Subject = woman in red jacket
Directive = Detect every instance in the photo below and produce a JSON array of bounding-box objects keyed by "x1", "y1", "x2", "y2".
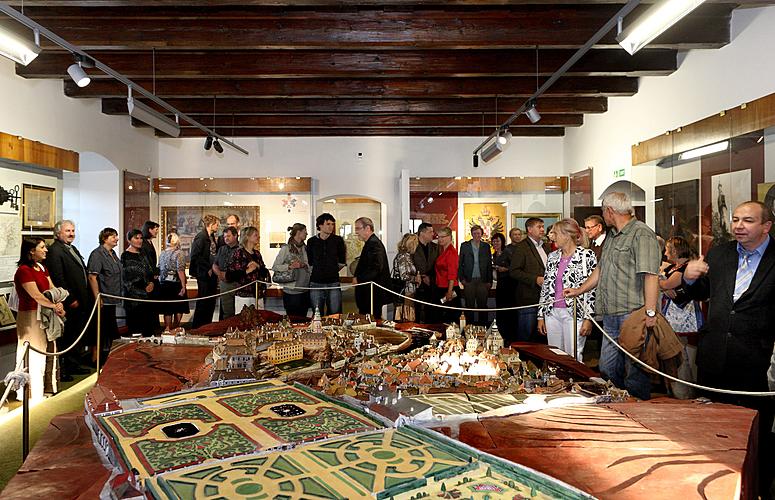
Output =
[
  {"x1": 14, "y1": 237, "x2": 65, "y2": 403},
  {"x1": 434, "y1": 227, "x2": 461, "y2": 323}
]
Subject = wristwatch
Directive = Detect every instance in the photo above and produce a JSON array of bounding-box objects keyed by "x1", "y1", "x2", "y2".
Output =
[{"x1": 645, "y1": 309, "x2": 656, "y2": 318}]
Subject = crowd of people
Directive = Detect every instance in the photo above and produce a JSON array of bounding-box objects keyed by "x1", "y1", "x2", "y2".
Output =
[{"x1": 9, "y1": 190, "x2": 775, "y2": 494}]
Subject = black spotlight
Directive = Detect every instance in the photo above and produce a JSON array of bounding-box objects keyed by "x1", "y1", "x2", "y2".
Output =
[
  {"x1": 473, "y1": 153, "x2": 479, "y2": 168},
  {"x1": 204, "y1": 135, "x2": 213, "y2": 151},
  {"x1": 213, "y1": 138, "x2": 224, "y2": 153}
]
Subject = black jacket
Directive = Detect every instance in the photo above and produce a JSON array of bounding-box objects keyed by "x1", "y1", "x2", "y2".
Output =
[
  {"x1": 189, "y1": 229, "x2": 216, "y2": 279},
  {"x1": 413, "y1": 241, "x2": 439, "y2": 286},
  {"x1": 509, "y1": 237, "x2": 552, "y2": 306},
  {"x1": 307, "y1": 234, "x2": 346, "y2": 283},
  {"x1": 685, "y1": 237, "x2": 775, "y2": 391},
  {"x1": 354, "y1": 234, "x2": 391, "y2": 308},
  {"x1": 46, "y1": 239, "x2": 90, "y2": 307}
]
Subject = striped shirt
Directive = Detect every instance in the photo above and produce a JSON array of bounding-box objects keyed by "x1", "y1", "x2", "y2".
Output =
[{"x1": 597, "y1": 218, "x2": 660, "y2": 316}]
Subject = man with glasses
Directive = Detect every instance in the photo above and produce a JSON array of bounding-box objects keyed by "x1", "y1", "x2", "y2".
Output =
[
  {"x1": 584, "y1": 215, "x2": 607, "y2": 261},
  {"x1": 352, "y1": 217, "x2": 390, "y2": 319},
  {"x1": 412, "y1": 223, "x2": 439, "y2": 323}
]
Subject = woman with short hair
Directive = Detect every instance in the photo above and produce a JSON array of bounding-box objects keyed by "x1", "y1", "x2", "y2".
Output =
[
  {"x1": 158, "y1": 232, "x2": 189, "y2": 332},
  {"x1": 87, "y1": 227, "x2": 122, "y2": 360},
  {"x1": 434, "y1": 226, "x2": 460, "y2": 323},
  {"x1": 14, "y1": 237, "x2": 65, "y2": 403},
  {"x1": 272, "y1": 223, "x2": 311, "y2": 318},
  {"x1": 537, "y1": 218, "x2": 597, "y2": 361},
  {"x1": 121, "y1": 229, "x2": 156, "y2": 336},
  {"x1": 228, "y1": 226, "x2": 270, "y2": 314}
]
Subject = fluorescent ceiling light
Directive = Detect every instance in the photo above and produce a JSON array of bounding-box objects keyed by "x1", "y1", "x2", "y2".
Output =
[
  {"x1": 127, "y1": 97, "x2": 181, "y2": 137},
  {"x1": 617, "y1": 0, "x2": 706, "y2": 55},
  {"x1": 0, "y1": 27, "x2": 41, "y2": 65},
  {"x1": 678, "y1": 140, "x2": 728, "y2": 160}
]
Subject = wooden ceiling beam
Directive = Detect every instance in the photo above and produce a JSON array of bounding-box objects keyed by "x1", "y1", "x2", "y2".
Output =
[
  {"x1": 65, "y1": 76, "x2": 638, "y2": 98},
  {"x1": 21, "y1": 49, "x2": 677, "y2": 79},
  {"x1": 101, "y1": 96, "x2": 608, "y2": 115},
  {"x1": 4, "y1": 1, "x2": 765, "y2": 6},
  {"x1": 174, "y1": 127, "x2": 566, "y2": 137},
  {"x1": 130, "y1": 113, "x2": 583, "y2": 128},
  {"x1": 8, "y1": 4, "x2": 732, "y2": 50}
]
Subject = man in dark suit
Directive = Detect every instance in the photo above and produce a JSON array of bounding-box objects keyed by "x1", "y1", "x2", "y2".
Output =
[
  {"x1": 412, "y1": 222, "x2": 439, "y2": 323},
  {"x1": 458, "y1": 224, "x2": 493, "y2": 325},
  {"x1": 352, "y1": 216, "x2": 391, "y2": 319},
  {"x1": 190, "y1": 214, "x2": 219, "y2": 328},
  {"x1": 684, "y1": 200, "x2": 775, "y2": 496},
  {"x1": 509, "y1": 217, "x2": 551, "y2": 343},
  {"x1": 47, "y1": 220, "x2": 91, "y2": 378},
  {"x1": 584, "y1": 214, "x2": 607, "y2": 261}
]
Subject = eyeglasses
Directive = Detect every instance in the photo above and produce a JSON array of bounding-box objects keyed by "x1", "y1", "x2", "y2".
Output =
[{"x1": 584, "y1": 224, "x2": 600, "y2": 230}]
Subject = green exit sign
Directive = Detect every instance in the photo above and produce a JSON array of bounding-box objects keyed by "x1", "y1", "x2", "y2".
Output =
[{"x1": 613, "y1": 168, "x2": 626, "y2": 178}]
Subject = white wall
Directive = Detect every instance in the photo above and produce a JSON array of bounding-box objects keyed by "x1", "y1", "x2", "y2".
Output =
[
  {"x1": 0, "y1": 59, "x2": 158, "y2": 178},
  {"x1": 64, "y1": 153, "x2": 121, "y2": 253},
  {"x1": 564, "y1": 5, "x2": 775, "y2": 214},
  {"x1": 158, "y1": 136, "x2": 564, "y2": 252}
]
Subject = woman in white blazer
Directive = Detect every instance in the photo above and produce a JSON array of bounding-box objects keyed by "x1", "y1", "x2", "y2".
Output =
[{"x1": 537, "y1": 218, "x2": 597, "y2": 361}]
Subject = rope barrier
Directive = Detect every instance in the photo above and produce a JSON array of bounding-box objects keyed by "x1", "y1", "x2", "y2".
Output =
[
  {"x1": 574, "y1": 301, "x2": 775, "y2": 397},
  {"x1": 372, "y1": 281, "x2": 562, "y2": 312}
]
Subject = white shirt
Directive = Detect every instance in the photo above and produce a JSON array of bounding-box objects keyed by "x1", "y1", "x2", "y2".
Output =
[
  {"x1": 531, "y1": 236, "x2": 548, "y2": 266},
  {"x1": 593, "y1": 233, "x2": 606, "y2": 247}
]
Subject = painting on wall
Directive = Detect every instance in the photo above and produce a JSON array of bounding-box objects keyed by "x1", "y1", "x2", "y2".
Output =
[
  {"x1": 758, "y1": 182, "x2": 775, "y2": 238},
  {"x1": 654, "y1": 180, "x2": 700, "y2": 249},
  {"x1": 710, "y1": 170, "x2": 751, "y2": 244},
  {"x1": 511, "y1": 213, "x2": 562, "y2": 234},
  {"x1": 124, "y1": 171, "x2": 150, "y2": 236},
  {"x1": 463, "y1": 203, "x2": 506, "y2": 242},
  {"x1": 22, "y1": 184, "x2": 56, "y2": 230},
  {"x1": 161, "y1": 206, "x2": 260, "y2": 261}
]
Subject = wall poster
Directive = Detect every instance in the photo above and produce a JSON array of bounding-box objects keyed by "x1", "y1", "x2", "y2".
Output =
[
  {"x1": 22, "y1": 184, "x2": 56, "y2": 230},
  {"x1": 161, "y1": 206, "x2": 260, "y2": 262},
  {"x1": 511, "y1": 213, "x2": 562, "y2": 234},
  {"x1": 710, "y1": 170, "x2": 751, "y2": 244},
  {"x1": 462, "y1": 203, "x2": 506, "y2": 243}
]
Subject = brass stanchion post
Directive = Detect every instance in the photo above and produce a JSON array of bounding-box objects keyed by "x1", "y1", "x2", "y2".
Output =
[
  {"x1": 370, "y1": 282, "x2": 374, "y2": 318},
  {"x1": 96, "y1": 297, "x2": 102, "y2": 374},
  {"x1": 572, "y1": 297, "x2": 579, "y2": 362},
  {"x1": 22, "y1": 343, "x2": 30, "y2": 460}
]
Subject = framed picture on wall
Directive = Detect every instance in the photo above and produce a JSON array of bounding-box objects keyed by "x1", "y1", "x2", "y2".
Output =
[
  {"x1": 462, "y1": 202, "x2": 506, "y2": 242},
  {"x1": 654, "y1": 179, "x2": 700, "y2": 244},
  {"x1": 22, "y1": 184, "x2": 56, "y2": 230},
  {"x1": 757, "y1": 182, "x2": 775, "y2": 238},
  {"x1": 511, "y1": 213, "x2": 562, "y2": 233},
  {"x1": 161, "y1": 206, "x2": 260, "y2": 261}
]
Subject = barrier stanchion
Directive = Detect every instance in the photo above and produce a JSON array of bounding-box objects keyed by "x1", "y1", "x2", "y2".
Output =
[
  {"x1": 96, "y1": 298, "x2": 102, "y2": 374},
  {"x1": 370, "y1": 282, "x2": 374, "y2": 318},
  {"x1": 572, "y1": 297, "x2": 579, "y2": 362},
  {"x1": 22, "y1": 344, "x2": 30, "y2": 460}
]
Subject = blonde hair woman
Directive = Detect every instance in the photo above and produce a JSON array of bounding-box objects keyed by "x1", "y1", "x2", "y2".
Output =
[
  {"x1": 158, "y1": 232, "x2": 189, "y2": 332},
  {"x1": 392, "y1": 233, "x2": 420, "y2": 322},
  {"x1": 537, "y1": 218, "x2": 597, "y2": 361}
]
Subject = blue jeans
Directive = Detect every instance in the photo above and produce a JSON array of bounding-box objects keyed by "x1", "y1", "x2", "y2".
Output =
[
  {"x1": 601, "y1": 314, "x2": 652, "y2": 400},
  {"x1": 515, "y1": 307, "x2": 537, "y2": 342},
  {"x1": 309, "y1": 282, "x2": 342, "y2": 315}
]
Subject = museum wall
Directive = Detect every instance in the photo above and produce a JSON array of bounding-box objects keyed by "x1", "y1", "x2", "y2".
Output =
[
  {"x1": 563, "y1": 5, "x2": 775, "y2": 216},
  {"x1": 157, "y1": 136, "x2": 564, "y2": 253},
  {"x1": 0, "y1": 59, "x2": 158, "y2": 178}
]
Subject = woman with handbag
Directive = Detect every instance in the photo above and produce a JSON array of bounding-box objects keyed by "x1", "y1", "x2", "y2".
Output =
[
  {"x1": 392, "y1": 233, "x2": 420, "y2": 322},
  {"x1": 272, "y1": 223, "x2": 311, "y2": 318},
  {"x1": 228, "y1": 226, "x2": 269, "y2": 314},
  {"x1": 157, "y1": 232, "x2": 189, "y2": 332},
  {"x1": 659, "y1": 236, "x2": 703, "y2": 399},
  {"x1": 14, "y1": 237, "x2": 66, "y2": 403}
]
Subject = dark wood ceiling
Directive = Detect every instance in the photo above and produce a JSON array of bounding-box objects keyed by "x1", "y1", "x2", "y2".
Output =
[{"x1": 4, "y1": 1, "x2": 766, "y2": 137}]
